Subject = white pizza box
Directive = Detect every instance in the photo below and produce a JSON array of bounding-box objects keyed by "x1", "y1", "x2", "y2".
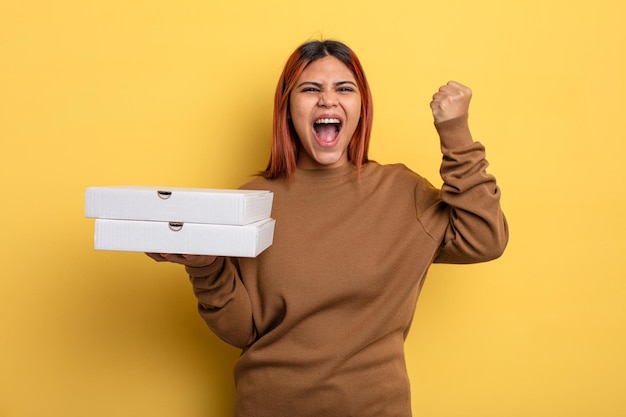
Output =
[
  {"x1": 94, "y1": 218, "x2": 275, "y2": 257},
  {"x1": 85, "y1": 186, "x2": 273, "y2": 225}
]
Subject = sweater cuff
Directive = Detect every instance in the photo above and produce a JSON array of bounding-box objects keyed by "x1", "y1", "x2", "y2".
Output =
[
  {"x1": 434, "y1": 113, "x2": 474, "y2": 151},
  {"x1": 185, "y1": 257, "x2": 225, "y2": 279}
]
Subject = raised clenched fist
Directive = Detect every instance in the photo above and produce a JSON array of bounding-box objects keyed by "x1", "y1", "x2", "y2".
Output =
[{"x1": 430, "y1": 81, "x2": 472, "y2": 124}]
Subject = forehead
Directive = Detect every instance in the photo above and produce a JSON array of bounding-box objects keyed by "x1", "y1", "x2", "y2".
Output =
[{"x1": 298, "y1": 55, "x2": 356, "y2": 82}]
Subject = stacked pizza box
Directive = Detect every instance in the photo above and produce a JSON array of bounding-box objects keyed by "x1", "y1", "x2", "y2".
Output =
[{"x1": 85, "y1": 186, "x2": 275, "y2": 257}]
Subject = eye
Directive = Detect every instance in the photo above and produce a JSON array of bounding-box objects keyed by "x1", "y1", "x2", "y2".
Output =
[
  {"x1": 336, "y1": 82, "x2": 358, "y2": 93},
  {"x1": 298, "y1": 83, "x2": 321, "y2": 93}
]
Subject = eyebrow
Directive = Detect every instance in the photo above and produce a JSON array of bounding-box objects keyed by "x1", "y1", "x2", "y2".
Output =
[{"x1": 296, "y1": 80, "x2": 358, "y2": 88}]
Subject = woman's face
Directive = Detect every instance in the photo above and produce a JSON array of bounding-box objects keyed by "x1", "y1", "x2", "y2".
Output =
[{"x1": 289, "y1": 55, "x2": 362, "y2": 170}]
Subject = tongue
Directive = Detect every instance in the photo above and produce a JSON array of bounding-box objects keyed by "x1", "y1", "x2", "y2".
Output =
[{"x1": 314, "y1": 124, "x2": 339, "y2": 143}]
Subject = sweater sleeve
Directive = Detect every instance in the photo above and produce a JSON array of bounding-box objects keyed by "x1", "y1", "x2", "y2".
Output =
[
  {"x1": 431, "y1": 114, "x2": 509, "y2": 264},
  {"x1": 186, "y1": 257, "x2": 257, "y2": 348}
]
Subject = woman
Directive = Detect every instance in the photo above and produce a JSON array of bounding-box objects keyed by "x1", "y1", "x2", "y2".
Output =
[{"x1": 148, "y1": 39, "x2": 508, "y2": 417}]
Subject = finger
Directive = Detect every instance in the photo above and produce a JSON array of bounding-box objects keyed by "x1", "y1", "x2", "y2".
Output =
[
  {"x1": 160, "y1": 253, "x2": 186, "y2": 263},
  {"x1": 146, "y1": 252, "x2": 166, "y2": 262},
  {"x1": 439, "y1": 80, "x2": 469, "y2": 92},
  {"x1": 447, "y1": 81, "x2": 472, "y2": 97},
  {"x1": 446, "y1": 80, "x2": 466, "y2": 89},
  {"x1": 437, "y1": 85, "x2": 459, "y2": 98},
  {"x1": 148, "y1": 253, "x2": 186, "y2": 264},
  {"x1": 432, "y1": 91, "x2": 447, "y2": 101},
  {"x1": 434, "y1": 83, "x2": 459, "y2": 98}
]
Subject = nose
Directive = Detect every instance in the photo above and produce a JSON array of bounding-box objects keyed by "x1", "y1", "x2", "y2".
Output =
[{"x1": 318, "y1": 90, "x2": 338, "y2": 107}]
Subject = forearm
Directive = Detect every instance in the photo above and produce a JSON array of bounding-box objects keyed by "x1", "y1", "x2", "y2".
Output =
[
  {"x1": 434, "y1": 115, "x2": 509, "y2": 263},
  {"x1": 186, "y1": 257, "x2": 257, "y2": 348}
]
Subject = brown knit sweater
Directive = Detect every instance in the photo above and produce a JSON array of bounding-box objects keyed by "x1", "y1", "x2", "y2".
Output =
[{"x1": 185, "y1": 115, "x2": 508, "y2": 417}]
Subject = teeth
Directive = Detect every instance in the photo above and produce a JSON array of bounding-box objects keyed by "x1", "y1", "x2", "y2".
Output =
[{"x1": 315, "y1": 118, "x2": 340, "y2": 124}]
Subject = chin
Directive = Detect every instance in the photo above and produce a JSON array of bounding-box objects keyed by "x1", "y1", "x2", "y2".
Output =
[{"x1": 316, "y1": 156, "x2": 347, "y2": 167}]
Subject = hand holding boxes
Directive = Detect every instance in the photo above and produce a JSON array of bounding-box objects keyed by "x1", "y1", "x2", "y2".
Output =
[{"x1": 85, "y1": 186, "x2": 275, "y2": 257}]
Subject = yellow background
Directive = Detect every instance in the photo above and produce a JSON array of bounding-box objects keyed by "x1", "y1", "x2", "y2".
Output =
[{"x1": 1, "y1": 0, "x2": 625, "y2": 416}]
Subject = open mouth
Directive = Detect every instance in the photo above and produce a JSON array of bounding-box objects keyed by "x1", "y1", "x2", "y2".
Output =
[{"x1": 313, "y1": 118, "x2": 342, "y2": 145}]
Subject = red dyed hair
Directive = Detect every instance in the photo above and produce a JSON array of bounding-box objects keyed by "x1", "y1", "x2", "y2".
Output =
[{"x1": 262, "y1": 40, "x2": 374, "y2": 179}]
